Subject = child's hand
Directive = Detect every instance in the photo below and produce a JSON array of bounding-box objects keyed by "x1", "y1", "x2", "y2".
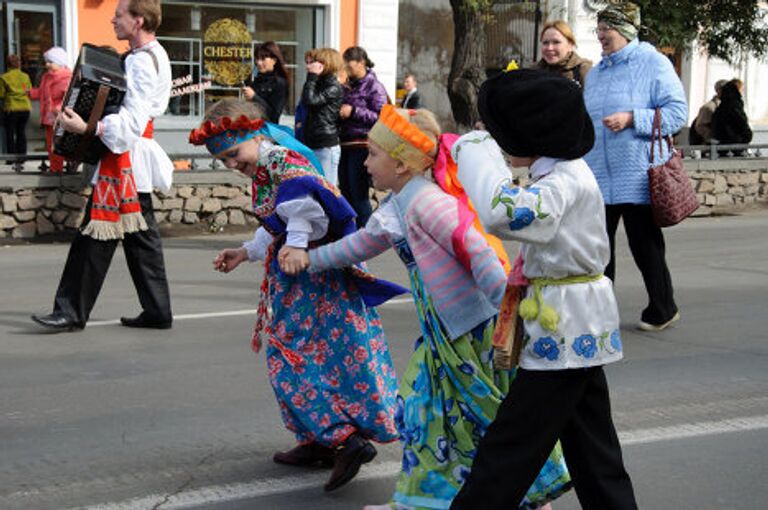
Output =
[
  {"x1": 213, "y1": 247, "x2": 248, "y2": 273},
  {"x1": 279, "y1": 246, "x2": 309, "y2": 275}
]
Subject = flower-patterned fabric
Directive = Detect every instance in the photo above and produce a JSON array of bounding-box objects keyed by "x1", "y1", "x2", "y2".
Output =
[
  {"x1": 266, "y1": 256, "x2": 400, "y2": 446},
  {"x1": 452, "y1": 137, "x2": 624, "y2": 370},
  {"x1": 390, "y1": 238, "x2": 571, "y2": 509}
]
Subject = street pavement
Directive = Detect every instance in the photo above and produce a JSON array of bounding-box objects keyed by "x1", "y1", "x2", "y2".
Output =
[{"x1": 1, "y1": 209, "x2": 767, "y2": 510}]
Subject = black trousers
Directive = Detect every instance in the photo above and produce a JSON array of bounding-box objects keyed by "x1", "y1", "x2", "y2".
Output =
[
  {"x1": 450, "y1": 367, "x2": 637, "y2": 510},
  {"x1": 605, "y1": 204, "x2": 677, "y2": 325},
  {"x1": 53, "y1": 193, "x2": 172, "y2": 327},
  {"x1": 338, "y1": 145, "x2": 372, "y2": 228},
  {"x1": 3, "y1": 110, "x2": 30, "y2": 154}
]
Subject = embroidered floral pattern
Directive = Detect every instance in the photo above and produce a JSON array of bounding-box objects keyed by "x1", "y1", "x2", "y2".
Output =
[
  {"x1": 529, "y1": 330, "x2": 621, "y2": 363},
  {"x1": 491, "y1": 183, "x2": 550, "y2": 231},
  {"x1": 533, "y1": 336, "x2": 561, "y2": 360},
  {"x1": 572, "y1": 334, "x2": 598, "y2": 358}
]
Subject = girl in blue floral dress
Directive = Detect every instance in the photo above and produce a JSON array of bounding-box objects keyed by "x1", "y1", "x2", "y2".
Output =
[{"x1": 190, "y1": 99, "x2": 406, "y2": 492}]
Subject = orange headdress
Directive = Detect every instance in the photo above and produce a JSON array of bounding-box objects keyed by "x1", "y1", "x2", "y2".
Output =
[{"x1": 368, "y1": 104, "x2": 436, "y2": 171}]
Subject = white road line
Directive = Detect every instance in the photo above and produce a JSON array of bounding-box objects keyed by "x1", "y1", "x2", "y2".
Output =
[
  {"x1": 86, "y1": 297, "x2": 416, "y2": 327},
  {"x1": 72, "y1": 414, "x2": 768, "y2": 510}
]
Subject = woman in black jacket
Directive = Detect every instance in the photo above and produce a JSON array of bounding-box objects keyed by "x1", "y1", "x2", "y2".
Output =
[
  {"x1": 301, "y1": 47, "x2": 344, "y2": 185},
  {"x1": 712, "y1": 79, "x2": 752, "y2": 156},
  {"x1": 242, "y1": 41, "x2": 289, "y2": 124}
]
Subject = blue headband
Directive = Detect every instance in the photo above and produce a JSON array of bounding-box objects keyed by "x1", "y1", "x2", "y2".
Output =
[{"x1": 206, "y1": 121, "x2": 325, "y2": 177}]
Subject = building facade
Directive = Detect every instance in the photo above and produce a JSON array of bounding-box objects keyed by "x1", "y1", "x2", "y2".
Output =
[
  {"x1": 1, "y1": 0, "x2": 399, "y2": 154},
  {"x1": 396, "y1": 0, "x2": 768, "y2": 140}
]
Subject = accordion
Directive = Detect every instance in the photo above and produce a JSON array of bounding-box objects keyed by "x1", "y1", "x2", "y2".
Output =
[{"x1": 54, "y1": 44, "x2": 127, "y2": 165}]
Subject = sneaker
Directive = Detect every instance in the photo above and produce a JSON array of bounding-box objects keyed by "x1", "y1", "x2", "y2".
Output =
[{"x1": 637, "y1": 311, "x2": 680, "y2": 332}]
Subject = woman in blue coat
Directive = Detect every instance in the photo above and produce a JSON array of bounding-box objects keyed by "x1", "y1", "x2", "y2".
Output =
[{"x1": 583, "y1": 2, "x2": 687, "y2": 332}]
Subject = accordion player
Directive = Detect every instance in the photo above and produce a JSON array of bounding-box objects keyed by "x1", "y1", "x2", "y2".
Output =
[{"x1": 53, "y1": 44, "x2": 127, "y2": 165}]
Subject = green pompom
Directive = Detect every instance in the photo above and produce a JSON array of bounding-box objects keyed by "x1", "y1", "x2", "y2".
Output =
[
  {"x1": 539, "y1": 305, "x2": 560, "y2": 332},
  {"x1": 519, "y1": 297, "x2": 538, "y2": 321}
]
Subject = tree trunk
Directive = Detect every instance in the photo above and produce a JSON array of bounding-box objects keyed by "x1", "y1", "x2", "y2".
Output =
[{"x1": 448, "y1": 0, "x2": 489, "y2": 132}]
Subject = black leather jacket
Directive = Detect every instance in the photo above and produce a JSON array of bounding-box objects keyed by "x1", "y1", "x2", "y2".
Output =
[
  {"x1": 246, "y1": 71, "x2": 288, "y2": 124},
  {"x1": 301, "y1": 73, "x2": 343, "y2": 149}
]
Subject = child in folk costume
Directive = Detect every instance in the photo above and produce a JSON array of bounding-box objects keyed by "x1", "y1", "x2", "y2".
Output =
[
  {"x1": 448, "y1": 70, "x2": 638, "y2": 510},
  {"x1": 279, "y1": 105, "x2": 571, "y2": 509},
  {"x1": 189, "y1": 99, "x2": 407, "y2": 492}
]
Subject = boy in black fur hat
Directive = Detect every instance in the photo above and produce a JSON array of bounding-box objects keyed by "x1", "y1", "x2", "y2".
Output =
[{"x1": 449, "y1": 69, "x2": 639, "y2": 510}]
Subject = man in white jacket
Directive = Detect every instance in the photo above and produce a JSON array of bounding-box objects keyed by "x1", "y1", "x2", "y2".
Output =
[{"x1": 33, "y1": 0, "x2": 174, "y2": 331}]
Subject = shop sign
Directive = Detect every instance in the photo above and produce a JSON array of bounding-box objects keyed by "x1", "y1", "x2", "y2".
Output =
[{"x1": 203, "y1": 18, "x2": 253, "y2": 86}]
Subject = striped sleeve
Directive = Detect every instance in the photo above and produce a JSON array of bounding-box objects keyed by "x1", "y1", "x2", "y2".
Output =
[
  {"x1": 308, "y1": 226, "x2": 391, "y2": 272},
  {"x1": 408, "y1": 189, "x2": 507, "y2": 308}
]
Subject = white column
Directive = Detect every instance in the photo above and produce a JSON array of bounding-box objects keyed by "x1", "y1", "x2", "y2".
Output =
[
  {"x1": 62, "y1": 0, "x2": 79, "y2": 66},
  {"x1": 356, "y1": 0, "x2": 399, "y2": 101}
]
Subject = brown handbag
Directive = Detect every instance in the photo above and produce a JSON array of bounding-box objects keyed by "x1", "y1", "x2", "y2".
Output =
[{"x1": 647, "y1": 108, "x2": 699, "y2": 227}]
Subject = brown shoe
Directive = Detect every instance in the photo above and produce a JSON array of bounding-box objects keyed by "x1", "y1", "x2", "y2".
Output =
[
  {"x1": 273, "y1": 443, "x2": 335, "y2": 467},
  {"x1": 324, "y1": 435, "x2": 377, "y2": 492}
]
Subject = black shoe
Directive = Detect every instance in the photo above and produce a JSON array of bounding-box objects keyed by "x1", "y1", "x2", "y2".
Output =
[
  {"x1": 324, "y1": 435, "x2": 377, "y2": 492},
  {"x1": 31, "y1": 312, "x2": 81, "y2": 331},
  {"x1": 273, "y1": 443, "x2": 335, "y2": 468},
  {"x1": 120, "y1": 314, "x2": 172, "y2": 329}
]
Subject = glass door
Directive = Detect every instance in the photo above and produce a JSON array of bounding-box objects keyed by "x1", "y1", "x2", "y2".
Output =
[
  {"x1": 6, "y1": 2, "x2": 58, "y2": 84},
  {"x1": 5, "y1": 2, "x2": 58, "y2": 152}
]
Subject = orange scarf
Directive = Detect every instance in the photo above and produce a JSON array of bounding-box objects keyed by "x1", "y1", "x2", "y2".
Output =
[{"x1": 81, "y1": 122, "x2": 153, "y2": 240}]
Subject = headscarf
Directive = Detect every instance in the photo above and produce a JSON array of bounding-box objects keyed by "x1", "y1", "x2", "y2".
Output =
[
  {"x1": 597, "y1": 2, "x2": 641, "y2": 41},
  {"x1": 44, "y1": 47, "x2": 69, "y2": 68},
  {"x1": 189, "y1": 115, "x2": 325, "y2": 218},
  {"x1": 369, "y1": 104, "x2": 511, "y2": 274}
]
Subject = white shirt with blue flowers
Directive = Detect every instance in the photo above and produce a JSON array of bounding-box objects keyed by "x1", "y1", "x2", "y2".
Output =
[{"x1": 452, "y1": 132, "x2": 624, "y2": 370}]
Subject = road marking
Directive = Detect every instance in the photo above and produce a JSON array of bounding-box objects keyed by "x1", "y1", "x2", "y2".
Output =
[
  {"x1": 72, "y1": 414, "x2": 768, "y2": 510},
  {"x1": 86, "y1": 297, "x2": 416, "y2": 327}
]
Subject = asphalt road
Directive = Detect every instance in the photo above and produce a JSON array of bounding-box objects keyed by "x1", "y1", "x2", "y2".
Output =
[{"x1": 1, "y1": 209, "x2": 767, "y2": 510}]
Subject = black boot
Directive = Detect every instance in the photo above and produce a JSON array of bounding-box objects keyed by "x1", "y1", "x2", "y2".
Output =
[
  {"x1": 324, "y1": 434, "x2": 377, "y2": 492},
  {"x1": 273, "y1": 443, "x2": 335, "y2": 468}
]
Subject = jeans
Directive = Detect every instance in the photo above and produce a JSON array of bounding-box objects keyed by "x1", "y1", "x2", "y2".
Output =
[
  {"x1": 338, "y1": 145, "x2": 372, "y2": 228},
  {"x1": 313, "y1": 145, "x2": 341, "y2": 186}
]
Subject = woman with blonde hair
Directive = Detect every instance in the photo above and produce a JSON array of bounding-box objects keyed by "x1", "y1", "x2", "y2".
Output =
[
  {"x1": 301, "y1": 47, "x2": 345, "y2": 185},
  {"x1": 534, "y1": 20, "x2": 592, "y2": 88}
]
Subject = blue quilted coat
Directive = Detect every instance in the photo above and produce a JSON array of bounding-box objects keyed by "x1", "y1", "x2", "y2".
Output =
[{"x1": 583, "y1": 39, "x2": 687, "y2": 205}]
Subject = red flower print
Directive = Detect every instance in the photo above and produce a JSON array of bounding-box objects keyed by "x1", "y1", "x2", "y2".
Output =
[
  {"x1": 314, "y1": 352, "x2": 327, "y2": 365},
  {"x1": 319, "y1": 414, "x2": 331, "y2": 428},
  {"x1": 354, "y1": 346, "x2": 369, "y2": 363},
  {"x1": 300, "y1": 316, "x2": 313, "y2": 330},
  {"x1": 291, "y1": 393, "x2": 306, "y2": 408},
  {"x1": 254, "y1": 166, "x2": 270, "y2": 185},
  {"x1": 354, "y1": 382, "x2": 370, "y2": 393},
  {"x1": 348, "y1": 403, "x2": 363, "y2": 417}
]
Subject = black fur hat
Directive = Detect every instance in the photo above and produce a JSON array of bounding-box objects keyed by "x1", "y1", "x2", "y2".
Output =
[{"x1": 478, "y1": 68, "x2": 595, "y2": 160}]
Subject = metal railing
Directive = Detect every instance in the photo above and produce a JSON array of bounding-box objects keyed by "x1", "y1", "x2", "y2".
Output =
[
  {"x1": 4, "y1": 143, "x2": 768, "y2": 174},
  {"x1": 675, "y1": 142, "x2": 768, "y2": 160},
  {"x1": 0, "y1": 152, "x2": 221, "y2": 173}
]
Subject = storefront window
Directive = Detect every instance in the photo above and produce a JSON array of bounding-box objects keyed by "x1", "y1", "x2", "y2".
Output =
[{"x1": 158, "y1": 2, "x2": 323, "y2": 119}]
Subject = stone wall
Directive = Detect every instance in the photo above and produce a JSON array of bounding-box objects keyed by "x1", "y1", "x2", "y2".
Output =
[
  {"x1": 684, "y1": 159, "x2": 768, "y2": 216},
  {"x1": 1, "y1": 161, "x2": 767, "y2": 240},
  {"x1": 0, "y1": 171, "x2": 257, "y2": 239}
]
